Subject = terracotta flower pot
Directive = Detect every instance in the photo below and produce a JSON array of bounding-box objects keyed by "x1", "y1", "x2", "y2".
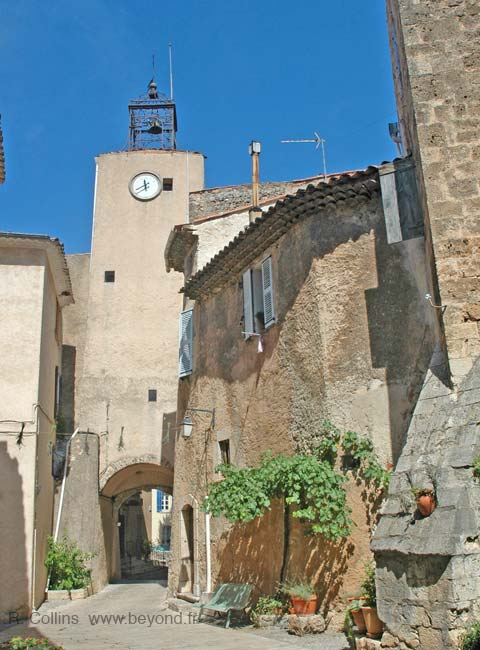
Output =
[
  {"x1": 290, "y1": 594, "x2": 317, "y2": 615},
  {"x1": 350, "y1": 607, "x2": 367, "y2": 633},
  {"x1": 417, "y1": 494, "x2": 436, "y2": 517},
  {"x1": 361, "y1": 606, "x2": 383, "y2": 638}
]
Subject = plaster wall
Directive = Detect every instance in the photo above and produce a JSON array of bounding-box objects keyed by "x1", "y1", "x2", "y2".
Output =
[
  {"x1": 192, "y1": 208, "x2": 276, "y2": 274},
  {"x1": 62, "y1": 253, "x2": 90, "y2": 431},
  {"x1": 33, "y1": 263, "x2": 62, "y2": 609},
  {"x1": 0, "y1": 250, "x2": 61, "y2": 619},
  {"x1": 170, "y1": 192, "x2": 435, "y2": 614},
  {"x1": 76, "y1": 150, "x2": 204, "y2": 478}
]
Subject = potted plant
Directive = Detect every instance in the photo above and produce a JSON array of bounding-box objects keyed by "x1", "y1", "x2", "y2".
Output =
[
  {"x1": 281, "y1": 581, "x2": 317, "y2": 615},
  {"x1": 412, "y1": 487, "x2": 436, "y2": 517},
  {"x1": 251, "y1": 595, "x2": 284, "y2": 627},
  {"x1": 45, "y1": 536, "x2": 92, "y2": 600},
  {"x1": 347, "y1": 598, "x2": 366, "y2": 633},
  {"x1": 360, "y1": 563, "x2": 383, "y2": 639}
]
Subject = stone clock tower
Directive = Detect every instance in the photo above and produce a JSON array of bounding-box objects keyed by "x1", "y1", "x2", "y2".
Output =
[{"x1": 61, "y1": 78, "x2": 204, "y2": 585}]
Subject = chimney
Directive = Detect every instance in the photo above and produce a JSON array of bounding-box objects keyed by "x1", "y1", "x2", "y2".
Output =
[{"x1": 249, "y1": 141, "x2": 261, "y2": 222}]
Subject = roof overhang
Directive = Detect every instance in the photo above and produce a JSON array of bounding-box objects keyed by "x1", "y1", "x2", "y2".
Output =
[
  {"x1": 183, "y1": 165, "x2": 384, "y2": 300},
  {"x1": 0, "y1": 232, "x2": 74, "y2": 306},
  {"x1": 164, "y1": 225, "x2": 197, "y2": 273}
]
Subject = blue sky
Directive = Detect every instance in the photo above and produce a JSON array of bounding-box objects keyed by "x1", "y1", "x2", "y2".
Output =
[{"x1": 1, "y1": 1, "x2": 397, "y2": 253}]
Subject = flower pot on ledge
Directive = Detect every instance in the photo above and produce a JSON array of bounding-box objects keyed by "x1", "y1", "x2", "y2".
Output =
[
  {"x1": 416, "y1": 491, "x2": 436, "y2": 517},
  {"x1": 361, "y1": 606, "x2": 383, "y2": 639},
  {"x1": 290, "y1": 594, "x2": 318, "y2": 615},
  {"x1": 350, "y1": 607, "x2": 367, "y2": 633}
]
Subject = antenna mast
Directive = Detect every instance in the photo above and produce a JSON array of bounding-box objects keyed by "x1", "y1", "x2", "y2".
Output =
[
  {"x1": 281, "y1": 131, "x2": 327, "y2": 181},
  {"x1": 168, "y1": 42, "x2": 174, "y2": 100}
]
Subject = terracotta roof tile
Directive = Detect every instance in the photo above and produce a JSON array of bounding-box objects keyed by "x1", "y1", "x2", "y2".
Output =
[{"x1": 183, "y1": 165, "x2": 382, "y2": 300}]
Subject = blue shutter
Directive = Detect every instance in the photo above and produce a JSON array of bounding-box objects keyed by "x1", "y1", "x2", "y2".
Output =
[
  {"x1": 156, "y1": 489, "x2": 163, "y2": 512},
  {"x1": 179, "y1": 308, "x2": 194, "y2": 377}
]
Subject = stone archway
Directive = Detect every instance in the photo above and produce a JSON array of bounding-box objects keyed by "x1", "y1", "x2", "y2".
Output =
[{"x1": 99, "y1": 460, "x2": 173, "y2": 582}]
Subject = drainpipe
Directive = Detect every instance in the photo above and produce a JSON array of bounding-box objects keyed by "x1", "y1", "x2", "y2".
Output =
[
  {"x1": 46, "y1": 428, "x2": 79, "y2": 592},
  {"x1": 53, "y1": 427, "x2": 80, "y2": 542},
  {"x1": 187, "y1": 494, "x2": 201, "y2": 597},
  {"x1": 205, "y1": 499, "x2": 212, "y2": 594}
]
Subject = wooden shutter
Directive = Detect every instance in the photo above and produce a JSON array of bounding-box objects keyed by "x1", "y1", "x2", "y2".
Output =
[
  {"x1": 178, "y1": 308, "x2": 193, "y2": 377},
  {"x1": 262, "y1": 256, "x2": 275, "y2": 328},
  {"x1": 243, "y1": 269, "x2": 254, "y2": 339}
]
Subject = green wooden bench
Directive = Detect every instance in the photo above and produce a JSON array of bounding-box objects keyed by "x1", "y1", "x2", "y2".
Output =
[{"x1": 198, "y1": 583, "x2": 253, "y2": 628}]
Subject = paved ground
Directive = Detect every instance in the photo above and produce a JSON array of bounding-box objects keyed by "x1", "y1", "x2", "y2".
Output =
[{"x1": 0, "y1": 583, "x2": 349, "y2": 650}]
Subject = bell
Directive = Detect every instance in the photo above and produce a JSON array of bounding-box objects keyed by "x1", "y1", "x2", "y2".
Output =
[{"x1": 147, "y1": 117, "x2": 162, "y2": 134}]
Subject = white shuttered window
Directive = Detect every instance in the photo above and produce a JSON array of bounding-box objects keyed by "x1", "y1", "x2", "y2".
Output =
[
  {"x1": 178, "y1": 308, "x2": 194, "y2": 377},
  {"x1": 261, "y1": 256, "x2": 275, "y2": 328}
]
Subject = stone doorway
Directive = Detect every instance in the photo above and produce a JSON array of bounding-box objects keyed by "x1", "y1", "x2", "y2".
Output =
[
  {"x1": 178, "y1": 504, "x2": 195, "y2": 593},
  {"x1": 118, "y1": 488, "x2": 172, "y2": 581},
  {"x1": 99, "y1": 460, "x2": 174, "y2": 584}
]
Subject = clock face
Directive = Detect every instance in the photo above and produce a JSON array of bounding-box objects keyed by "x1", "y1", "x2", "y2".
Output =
[{"x1": 129, "y1": 172, "x2": 162, "y2": 201}]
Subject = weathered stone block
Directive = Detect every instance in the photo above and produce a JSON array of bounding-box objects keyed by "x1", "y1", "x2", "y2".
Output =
[{"x1": 287, "y1": 613, "x2": 326, "y2": 635}]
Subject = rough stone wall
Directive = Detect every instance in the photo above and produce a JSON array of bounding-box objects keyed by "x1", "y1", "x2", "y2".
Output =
[
  {"x1": 170, "y1": 191, "x2": 434, "y2": 616},
  {"x1": 369, "y1": 4, "x2": 480, "y2": 648},
  {"x1": 189, "y1": 176, "x2": 325, "y2": 221},
  {"x1": 373, "y1": 354, "x2": 480, "y2": 649},
  {"x1": 387, "y1": 0, "x2": 480, "y2": 385}
]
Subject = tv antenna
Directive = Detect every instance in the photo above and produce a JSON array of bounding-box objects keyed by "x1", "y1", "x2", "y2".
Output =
[
  {"x1": 168, "y1": 42, "x2": 174, "y2": 100},
  {"x1": 281, "y1": 131, "x2": 327, "y2": 181}
]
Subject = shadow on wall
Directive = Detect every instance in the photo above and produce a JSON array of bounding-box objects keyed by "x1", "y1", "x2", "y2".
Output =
[
  {"x1": 366, "y1": 229, "x2": 435, "y2": 463},
  {"x1": 162, "y1": 411, "x2": 176, "y2": 469},
  {"x1": 0, "y1": 441, "x2": 29, "y2": 621},
  {"x1": 215, "y1": 498, "x2": 353, "y2": 612}
]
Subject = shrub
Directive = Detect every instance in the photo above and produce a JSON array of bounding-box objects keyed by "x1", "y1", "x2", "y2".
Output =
[
  {"x1": 460, "y1": 621, "x2": 480, "y2": 650},
  {"x1": 251, "y1": 595, "x2": 284, "y2": 623},
  {"x1": 473, "y1": 456, "x2": 480, "y2": 482},
  {"x1": 45, "y1": 536, "x2": 92, "y2": 591},
  {"x1": 361, "y1": 562, "x2": 377, "y2": 607},
  {"x1": 0, "y1": 638, "x2": 63, "y2": 650}
]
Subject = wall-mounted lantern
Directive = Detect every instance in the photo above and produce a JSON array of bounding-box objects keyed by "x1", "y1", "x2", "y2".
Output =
[
  {"x1": 181, "y1": 416, "x2": 193, "y2": 439},
  {"x1": 181, "y1": 407, "x2": 215, "y2": 439}
]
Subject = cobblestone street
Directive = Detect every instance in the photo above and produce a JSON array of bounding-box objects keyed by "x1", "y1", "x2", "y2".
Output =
[{"x1": 0, "y1": 583, "x2": 349, "y2": 650}]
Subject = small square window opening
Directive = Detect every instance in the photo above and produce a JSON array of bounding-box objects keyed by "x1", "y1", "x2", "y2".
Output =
[
  {"x1": 104, "y1": 271, "x2": 115, "y2": 283},
  {"x1": 219, "y1": 439, "x2": 231, "y2": 465},
  {"x1": 163, "y1": 178, "x2": 173, "y2": 191},
  {"x1": 148, "y1": 389, "x2": 157, "y2": 402}
]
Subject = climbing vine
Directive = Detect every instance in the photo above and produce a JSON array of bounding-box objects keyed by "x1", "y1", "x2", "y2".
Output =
[
  {"x1": 203, "y1": 421, "x2": 389, "y2": 535},
  {"x1": 206, "y1": 452, "x2": 352, "y2": 540}
]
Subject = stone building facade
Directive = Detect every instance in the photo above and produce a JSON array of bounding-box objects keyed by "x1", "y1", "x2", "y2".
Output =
[
  {"x1": 370, "y1": 2, "x2": 480, "y2": 648},
  {"x1": 166, "y1": 163, "x2": 434, "y2": 620},
  {"x1": 58, "y1": 148, "x2": 204, "y2": 589},
  {"x1": 0, "y1": 234, "x2": 73, "y2": 621}
]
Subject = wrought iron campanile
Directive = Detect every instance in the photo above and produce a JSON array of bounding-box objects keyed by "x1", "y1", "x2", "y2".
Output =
[{"x1": 128, "y1": 79, "x2": 177, "y2": 150}]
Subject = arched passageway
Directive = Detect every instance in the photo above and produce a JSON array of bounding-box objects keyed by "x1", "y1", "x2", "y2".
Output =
[{"x1": 99, "y1": 462, "x2": 173, "y2": 583}]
